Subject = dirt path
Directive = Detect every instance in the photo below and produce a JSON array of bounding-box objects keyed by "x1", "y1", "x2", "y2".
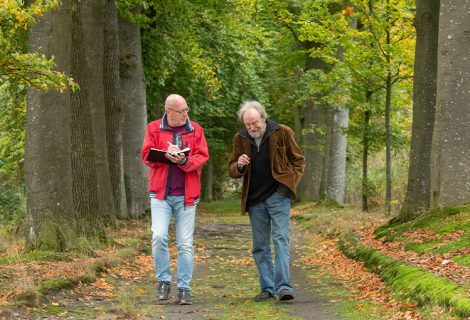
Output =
[
  {"x1": 153, "y1": 216, "x2": 341, "y2": 320},
  {"x1": 0, "y1": 214, "x2": 341, "y2": 319},
  {"x1": 288, "y1": 226, "x2": 341, "y2": 320}
]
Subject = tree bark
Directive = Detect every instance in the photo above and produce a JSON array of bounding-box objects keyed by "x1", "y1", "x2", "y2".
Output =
[
  {"x1": 298, "y1": 41, "x2": 327, "y2": 202},
  {"x1": 323, "y1": 13, "x2": 355, "y2": 206},
  {"x1": 300, "y1": 99, "x2": 326, "y2": 201},
  {"x1": 431, "y1": 0, "x2": 470, "y2": 207},
  {"x1": 104, "y1": 0, "x2": 127, "y2": 218},
  {"x1": 400, "y1": 0, "x2": 439, "y2": 220},
  {"x1": 82, "y1": 0, "x2": 116, "y2": 218},
  {"x1": 325, "y1": 106, "x2": 349, "y2": 206},
  {"x1": 385, "y1": 70, "x2": 392, "y2": 216},
  {"x1": 25, "y1": 2, "x2": 74, "y2": 250},
  {"x1": 70, "y1": 0, "x2": 102, "y2": 232},
  {"x1": 362, "y1": 107, "x2": 371, "y2": 212},
  {"x1": 204, "y1": 158, "x2": 214, "y2": 201},
  {"x1": 119, "y1": 13, "x2": 149, "y2": 217}
]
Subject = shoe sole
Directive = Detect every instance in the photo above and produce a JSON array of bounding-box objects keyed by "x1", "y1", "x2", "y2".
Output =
[
  {"x1": 278, "y1": 294, "x2": 294, "y2": 301},
  {"x1": 178, "y1": 300, "x2": 192, "y2": 305}
]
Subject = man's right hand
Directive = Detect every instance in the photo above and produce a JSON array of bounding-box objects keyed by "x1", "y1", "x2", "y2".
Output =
[{"x1": 237, "y1": 154, "x2": 250, "y2": 170}]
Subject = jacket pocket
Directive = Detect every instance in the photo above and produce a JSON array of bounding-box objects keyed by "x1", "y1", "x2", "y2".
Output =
[{"x1": 276, "y1": 146, "x2": 288, "y2": 169}]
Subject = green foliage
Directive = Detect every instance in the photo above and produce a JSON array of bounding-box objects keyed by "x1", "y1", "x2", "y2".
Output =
[
  {"x1": 0, "y1": 80, "x2": 26, "y2": 226},
  {"x1": 117, "y1": 0, "x2": 281, "y2": 198},
  {"x1": 0, "y1": 0, "x2": 77, "y2": 91},
  {"x1": 0, "y1": 82, "x2": 25, "y2": 186},
  {"x1": 345, "y1": 151, "x2": 409, "y2": 208}
]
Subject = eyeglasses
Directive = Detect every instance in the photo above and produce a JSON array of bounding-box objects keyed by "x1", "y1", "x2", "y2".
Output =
[{"x1": 168, "y1": 107, "x2": 190, "y2": 114}]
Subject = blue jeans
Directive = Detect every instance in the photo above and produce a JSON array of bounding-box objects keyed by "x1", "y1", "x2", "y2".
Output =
[
  {"x1": 150, "y1": 196, "x2": 196, "y2": 290},
  {"x1": 248, "y1": 191, "x2": 292, "y2": 296}
]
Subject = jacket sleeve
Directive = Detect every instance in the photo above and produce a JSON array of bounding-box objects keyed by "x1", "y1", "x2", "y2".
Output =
[
  {"x1": 284, "y1": 126, "x2": 305, "y2": 185},
  {"x1": 141, "y1": 124, "x2": 164, "y2": 169},
  {"x1": 178, "y1": 127, "x2": 209, "y2": 172},
  {"x1": 228, "y1": 134, "x2": 245, "y2": 179}
]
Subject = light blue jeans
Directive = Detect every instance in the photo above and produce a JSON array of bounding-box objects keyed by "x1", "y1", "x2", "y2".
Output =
[
  {"x1": 248, "y1": 191, "x2": 292, "y2": 296},
  {"x1": 150, "y1": 196, "x2": 196, "y2": 290}
]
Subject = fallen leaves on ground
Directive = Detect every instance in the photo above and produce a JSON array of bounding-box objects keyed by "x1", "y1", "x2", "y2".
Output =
[
  {"x1": 301, "y1": 234, "x2": 445, "y2": 320},
  {"x1": 357, "y1": 227, "x2": 470, "y2": 291}
]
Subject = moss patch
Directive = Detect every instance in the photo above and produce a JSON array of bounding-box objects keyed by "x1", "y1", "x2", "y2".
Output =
[{"x1": 340, "y1": 232, "x2": 470, "y2": 318}]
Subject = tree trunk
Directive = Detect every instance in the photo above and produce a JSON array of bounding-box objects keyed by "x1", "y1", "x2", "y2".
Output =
[
  {"x1": 400, "y1": 0, "x2": 439, "y2": 220},
  {"x1": 104, "y1": 0, "x2": 127, "y2": 218},
  {"x1": 119, "y1": 13, "x2": 149, "y2": 217},
  {"x1": 362, "y1": 107, "x2": 371, "y2": 212},
  {"x1": 293, "y1": 104, "x2": 302, "y2": 143},
  {"x1": 204, "y1": 158, "x2": 214, "y2": 201},
  {"x1": 82, "y1": 0, "x2": 116, "y2": 218},
  {"x1": 299, "y1": 41, "x2": 328, "y2": 202},
  {"x1": 70, "y1": 0, "x2": 103, "y2": 233},
  {"x1": 323, "y1": 13, "x2": 355, "y2": 206},
  {"x1": 385, "y1": 71, "x2": 392, "y2": 216},
  {"x1": 300, "y1": 99, "x2": 326, "y2": 201},
  {"x1": 25, "y1": 3, "x2": 74, "y2": 250},
  {"x1": 431, "y1": 0, "x2": 470, "y2": 207},
  {"x1": 325, "y1": 106, "x2": 349, "y2": 205}
]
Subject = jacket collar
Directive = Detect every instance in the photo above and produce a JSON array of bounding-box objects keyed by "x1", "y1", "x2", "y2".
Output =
[
  {"x1": 239, "y1": 119, "x2": 280, "y2": 144},
  {"x1": 160, "y1": 113, "x2": 195, "y2": 132}
]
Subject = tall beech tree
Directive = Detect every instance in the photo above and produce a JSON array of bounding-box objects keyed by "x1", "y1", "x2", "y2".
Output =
[
  {"x1": 431, "y1": 0, "x2": 470, "y2": 208},
  {"x1": 117, "y1": 11, "x2": 149, "y2": 217},
  {"x1": 25, "y1": 0, "x2": 149, "y2": 249},
  {"x1": 26, "y1": 1, "x2": 77, "y2": 250},
  {"x1": 268, "y1": 0, "x2": 352, "y2": 205},
  {"x1": 104, "y1": 0, "x2": 127, "y2": 218},
  {"x1": 400, "y1": 0, "x2": 439, "y2": 220}
]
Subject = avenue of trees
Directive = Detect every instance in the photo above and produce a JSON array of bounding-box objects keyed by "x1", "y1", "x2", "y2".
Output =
[{"x1": 1, "y1": 0, "x2": 469, "y2": 250}]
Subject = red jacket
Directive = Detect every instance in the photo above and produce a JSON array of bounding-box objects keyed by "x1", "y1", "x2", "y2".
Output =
[{"x1": 141, "y1": 116, "x2": 209, "y2": 206}]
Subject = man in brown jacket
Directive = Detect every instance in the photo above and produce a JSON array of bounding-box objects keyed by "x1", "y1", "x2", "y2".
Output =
[{"x1": 228, "y1": 101, "x2": 305, "y2": 301}]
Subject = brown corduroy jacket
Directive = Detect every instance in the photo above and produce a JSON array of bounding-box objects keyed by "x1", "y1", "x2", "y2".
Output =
[{"x1": 228, "y1": 120, "x2": 305, "y2": 215}]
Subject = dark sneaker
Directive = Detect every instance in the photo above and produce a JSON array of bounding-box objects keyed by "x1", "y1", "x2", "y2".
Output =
[
  {"x1": 157, "y1": 281, "x2": 171, "y2": 300},
  {"x1": 177, "y1": 289, "x2": 192, "y2": 305},
  {"x1": 278, "y1": 289, "x2": 294, "y2": 301},
  {"x1": 254, "y1": 290, "x2": 273, "y2": 301}
]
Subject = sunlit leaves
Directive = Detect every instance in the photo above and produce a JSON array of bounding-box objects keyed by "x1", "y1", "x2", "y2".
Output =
[
  {"x1": 0, "y1": 0, "x2": 77, "y2": 91},
  {"x1": 0, "y1": 81, "x2": 25, "y2": 188}
]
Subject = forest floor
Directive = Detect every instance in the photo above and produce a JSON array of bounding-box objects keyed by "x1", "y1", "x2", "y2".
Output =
[{"x1": 0, "y1": 200, "x2": 468, "y2": 319}]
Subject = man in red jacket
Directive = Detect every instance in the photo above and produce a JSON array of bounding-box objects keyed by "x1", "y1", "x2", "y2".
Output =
[{"x1": 142, "y1": 94, "x2": 209, "y2": 305}]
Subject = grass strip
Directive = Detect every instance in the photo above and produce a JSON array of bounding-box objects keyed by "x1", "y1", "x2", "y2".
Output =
[{"x1": 339, "y1": 232, "x2": 470, "y2": 318}]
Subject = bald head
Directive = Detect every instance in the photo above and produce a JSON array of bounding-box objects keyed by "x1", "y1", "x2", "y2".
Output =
[
  {"x1": 165, "y1": 94, "x2": 187, "y2": 109},
  {"x1": 164, "y1": 94, "x2": 189, "y2": 127}
]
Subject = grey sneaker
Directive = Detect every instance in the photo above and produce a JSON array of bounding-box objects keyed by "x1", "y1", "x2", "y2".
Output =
[
  {"x1": 157, "y1": 281, "x2": 171, "y2": 300},
  {"x1": 254, "y1": 290, "x2": 273, "y2": 301},
  {"x1": 177, "y1": 289, "x2": 192, "y2": 305}
]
